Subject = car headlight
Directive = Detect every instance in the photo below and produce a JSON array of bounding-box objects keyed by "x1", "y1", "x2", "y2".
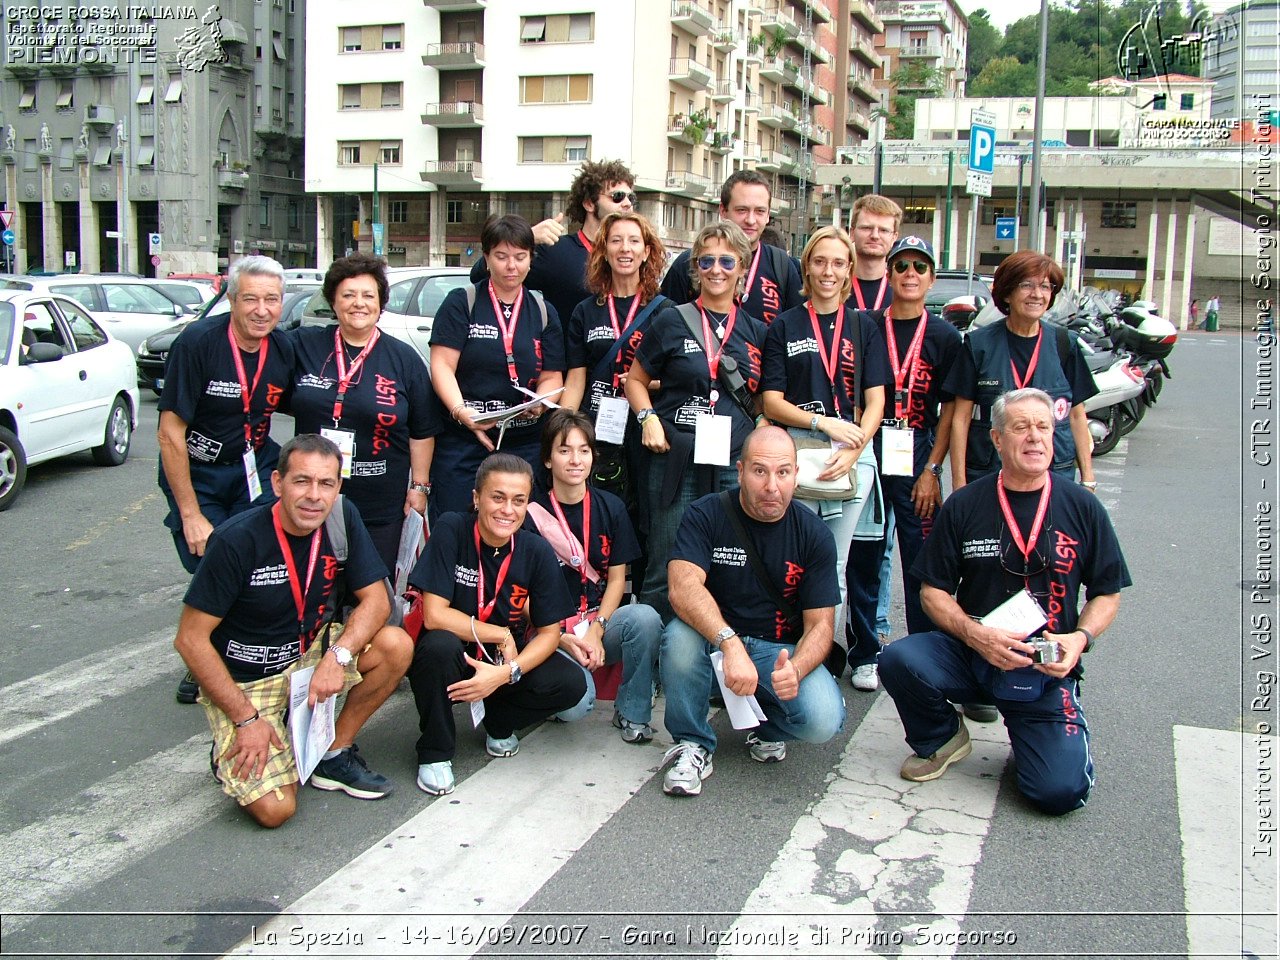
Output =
[{"x1": 137, "y1": 343, "x2": 150, "y2": 358}]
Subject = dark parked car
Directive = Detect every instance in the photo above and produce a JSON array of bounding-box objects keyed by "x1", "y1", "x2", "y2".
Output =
[{"x1": 926, "y1": 271, "x2": 993, "y2": 331}]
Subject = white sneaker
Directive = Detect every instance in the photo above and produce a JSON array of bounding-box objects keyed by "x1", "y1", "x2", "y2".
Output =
[
  {"x1": 746, "y1": 732, "x2": 787, "y2": 763},
  {"x1": 851, "y1": 663, "x2": 879, "y2": 691},
  {"x1": 662, "y1": 741, "x2": 713, "y2": 797}
]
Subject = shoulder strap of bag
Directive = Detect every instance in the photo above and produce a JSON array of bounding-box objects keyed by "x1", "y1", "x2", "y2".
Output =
[
  {"x1": 848, "y1": 308, "x2": 864, "y2": 422},
  {"x1": 719, "y1": 490, "x2": 799, "y2": 629},
  {"x1": 1054, "y1": 322, "x2": 1071, "y2": 379},
  {"x1": 766, "y1": 244, "x2": 791, "y2": 301},
  {"x1": 468, "y1": 283, "x2": 548, "y2": 331},
  {"x1": 587, "y1": 294, "x2": 667, "y2": 387},
  {"x1": 678, "y1": 304, "x2": 756, "y2": 423}
]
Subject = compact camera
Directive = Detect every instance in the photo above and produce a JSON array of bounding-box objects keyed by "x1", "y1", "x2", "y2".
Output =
[{"x1": 1028, "y1": 638, "x2": 1062, "y2": 664}]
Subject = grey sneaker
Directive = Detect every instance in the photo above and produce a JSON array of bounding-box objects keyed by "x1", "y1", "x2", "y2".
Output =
[
  {"x1": 612, "y1": 709, "x2": 654, "y2": 744},
  {"x1": 850, "y1": 663, "x2": 880, "y2": 691},
  {"x1": 900, "y1": 719, "x2": 972, "y2": 782},
  {"x1": 310, "y1": 744, "x2": 392, "y2": 799},
  {"x1": 962, "y1": 702, "x2": 999, "y2": 723},
  {"x1": 416, "y1": 761, "x2": 455, "y2": 796},
  {"x1": 486, "y1": 733, "x2": 520, "y2": 758},
  {"x1": 662, "y1": 742, "x2": 713, "y2": 796},
  {"x1": 746, "y1": 732, "x2": 787, "y2": 763}
]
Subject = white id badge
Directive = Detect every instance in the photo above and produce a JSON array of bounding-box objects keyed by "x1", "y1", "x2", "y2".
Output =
[
  {"x1": 243, "y1": 448, "x2": 262, "y2": 501},
  {"x1": 881, "y1": 426, "x2": 915, "y2": 476},
  {"x1": 470, "y1": 700, "x2": 486, "y2": 728},
  {"x1": 694, "y1": 413, "x2": 733, "y2": 466},
  {"x1": 594, "y1": 395, "x2": 629, "y2": 445},
  {"x1": 321, "y1": 428, "x2": 357, "y2": 479}
]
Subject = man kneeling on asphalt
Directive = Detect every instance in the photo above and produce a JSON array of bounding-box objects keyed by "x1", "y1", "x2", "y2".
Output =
[
  {"x1": 880, "y1": 388, "x2": 1131, "y2": 814},
  {"x1": 175, "y1": 434, "x2": 413, "y2": 827},
  {"x1": 660, "y1": 426, "x2": 846, "y2": 797}
]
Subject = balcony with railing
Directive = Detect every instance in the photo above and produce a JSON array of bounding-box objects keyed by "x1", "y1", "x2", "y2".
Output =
[
  {"x1": 670, "y1": 0, "x2": 715, "y2": 37},
  {"x1": 711, "y1": 26, "x2": 737, "y2": 51},
  {"x1": 852, "y1": 38, "x2": 882, "y2": 68},
  {"x1": 421, "y1": 0, "x2": 486, "y2": 9},
  {"x1": 759, "y1": 55, "x2": 799, "y2": 84},
  {"x1": 421, "y1": 101, "x2": 484, "y2": 126},
  {"x1": 809, "y1": 0, "x2": 832, "y2": 23},
  {"x1": 422, "y1": 41, "x2": 486, "y2": 69},
  {"x1": 756, "y1": 149, "x2": 785, "y2": 172},
  {"x1": 759, "y1": 4, "x2": 800, "y2": 39},
  {"x1": 847, "y1": 69, "x2": 879, "y2": 101},
  {"x1": 849, "y1": 109, "x2": 873, "y2": 132},
  {"x1": 668, "y1": 57, "x2": 714, "y2": 91},
  {"x1": 665, "y1": 169, "x2": 712, "y2": 197},
  {"x1": 420, "y1": 159, "x2": 483, "y2": 186},
  {"x1": 849, "y1": 0, "x2": 883, "y2": 33},
  {"x1": 758, "y1": 101, "x2": 793, "y2": 129},
  {"x1": 899, "y1": 43, "x2": 943, "y2": 60},
  {"x1": 711, "y1": 79, "x2": 736, "y2": 102},
  {"x1": 709, "y1": 131, "x2": 738, "y2": 154}
]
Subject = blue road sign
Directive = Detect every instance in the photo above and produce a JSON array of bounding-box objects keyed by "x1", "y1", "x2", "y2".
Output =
[
  {"x1": 968, "y1": 122, "x2": 995, "y2": 175},
  {"x1": 995, "y1": 217, "x2": 1017, "y2": 240},
  {"x1": 1, "y1": 229, "x2": 15, "y2": 246}
]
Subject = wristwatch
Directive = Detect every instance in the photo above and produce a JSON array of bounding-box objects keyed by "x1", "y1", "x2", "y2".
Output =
[
  {"x1": 330, "y1": 645, "x2": 354, "y2": 667},
  {"x1": 714, "y1": 626, "x2": 738, "y2": 649},
  {"x1": 637, "y1": 408, "x2": 656, "y2": 424},
  {"x1": 595, "y1": 615, "x2": 609, "y2": 631},
  {"x1": 1078, "y1": 627, "x2": 1095, "y2": 652},
  {"x1": 809, "y1": 414, "x2": 821, "y2": 432},
  {"x1": 928, "y1": 463, "x2": 944, "y2": 478},
  {"x1": 409, "y1": 480, "x2": 431, "y2": 495},
  {"x1": 508, "y1": 661, "x2": 523, "y2": 685}
]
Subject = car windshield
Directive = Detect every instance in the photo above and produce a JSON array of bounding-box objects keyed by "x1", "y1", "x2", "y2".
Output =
[
  {"x1": 0, "y1": 302, "x2": 13, "y2": 365},
  {"x1": 927, "y1": 277, "x2": 992, "y2": 304},
  {"x1": 153, "y1": 283, "x2": 208, "y2": 308}
]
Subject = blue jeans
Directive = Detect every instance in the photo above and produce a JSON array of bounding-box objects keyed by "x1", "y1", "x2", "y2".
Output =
[
  {"x1": 879, "y1": 631, "x2": 1094, "y2": 815},
  {"x1": 573, "y1": 604, "x2": 663, "y2": 724},
  {"x1": 875, "y1": 510, "x2": 896, "y2": 636},
  {"x1": 660, "y1": 618, "x2": 846, "y2": 755},
  {"x1": 795, "y1": 496, "x2": 859, "y2": 641}
]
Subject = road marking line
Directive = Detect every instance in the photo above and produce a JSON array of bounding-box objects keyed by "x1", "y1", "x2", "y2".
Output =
[
  {"x1": 719, "y1": 695, "x2": 1011, "y2": 956},
  {"x1": 65, "y1": 492, "x2": 160, "y2": 551},
  {"x1": 226, "y1": 706, "x2": 669, "y2": 957},
  {"x1": 1173, "y1": 725, "x2": 1278, "y2": 958},
  {"x1": 0, "y1": 630, "x2": 179, "y2": 748}
]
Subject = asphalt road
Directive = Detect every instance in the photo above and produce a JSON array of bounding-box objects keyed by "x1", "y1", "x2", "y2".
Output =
[{"x1": 0, "y1": 330, "x2": 1274, "y2": 959}]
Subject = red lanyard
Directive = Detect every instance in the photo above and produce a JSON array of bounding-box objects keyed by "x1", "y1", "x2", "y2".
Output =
[
  {"x1": 1010, "y1": 328, "x2": 1043, "y2": 389},
  {"x1": 606, "y1": 294, "x2": 640, "y2": 389},
  {"x1": 227, "y1": 324, "x2": 268, "y2": 452},
  {"x1": 851, "y1": 275, "x2": 888, "y2": 312},
  {"x1": 884, "y1": 311, "x2": 929, "y2": 419},
  {"x1": 331, "y1": 328, "x2": 380, "y2": 425},
  {"x1": 578, "y1": 229, "x2": 594, "y2": 253},
  {"x1": 271, "y1": 503, "x2": 323, "y2": 657},
  {"x1": 741, "y1": 244, "x2": 763, "y2": 302},
  {"x1": 697, "y1": 297, "x2": 737, "y2": 381},
  {"x1": 996, "y1": 472, "x2": 1052, "y2": 581},
  {"x1": 487, "y1": 281, "x2": 525, "y2": 387},
  {"x1": 549, "y1": 489, "x2": 591, "y2": 615},
  {"x1": 806, "y1": 302, "x2": 848, "y2": 420},
  {"x1": 474, "y1": 521, "x2": 515, "y2": 626}
]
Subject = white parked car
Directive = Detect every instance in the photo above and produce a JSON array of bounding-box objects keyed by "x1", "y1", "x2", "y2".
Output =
[
  {"x1": 0, "y1": 290, "x2": 139, "y2": 511},
  {"x1": 0, "y1": 275, "x2": 190, "y2": 353},
  {"x1": 283, "y1": 268, "x2": 326, "y2": 284}
]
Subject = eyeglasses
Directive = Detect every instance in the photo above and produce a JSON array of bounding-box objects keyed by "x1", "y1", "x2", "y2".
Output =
[
  {"x1": 696, "y1": 255, "x2": 739, "y2": 272},
  {"x1": 892, "y1": 259, "x2": 931, "y2": 275},
  {"x1": 1017, "y1": 280, "x2": 1055, "y2": 294},
  {"x1": 608, "y1": 190, "x2": 639, "y2": 206}
]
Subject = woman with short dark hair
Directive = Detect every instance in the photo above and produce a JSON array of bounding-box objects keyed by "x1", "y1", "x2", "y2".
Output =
[
  {"x1": 288, "y1": 252, "x2": 437, "y2": 574},
  {"x1": 946, "y1": 250, "x2": 1097, "y2": 490},
  {"x1": 430, "y1": 215, "x2": 566, "y2": 515}
]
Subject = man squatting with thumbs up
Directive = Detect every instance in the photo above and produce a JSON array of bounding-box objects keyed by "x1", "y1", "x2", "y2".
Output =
[
  {"x1": 658, "y1": 427, "x2": 847, "y2": 797},
  {"x1": 469, "y1": 159, "x2": 637, "y2": 325}
]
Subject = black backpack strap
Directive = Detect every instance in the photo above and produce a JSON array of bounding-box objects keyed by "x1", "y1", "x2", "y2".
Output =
[
  {"x1": 766, "y1": 243, "x2": 791, "y2": 303},
  {"x1": 678, "y1": 305, "x2": 755, "y2": 423},
  {"x1": 1054, "y1": 323, "x2": 1072, "y2": 379},
  {"x1": 587, "y1": 294, "x2": 667, "y2": 389}
]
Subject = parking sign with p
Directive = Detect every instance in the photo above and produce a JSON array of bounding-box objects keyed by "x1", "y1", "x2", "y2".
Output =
[{"x1": 968, "y1": 110, "x2": 995, "y2": 175}]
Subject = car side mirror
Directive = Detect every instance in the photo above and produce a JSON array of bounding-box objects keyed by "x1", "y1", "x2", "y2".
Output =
[{"x1": 24, "y1": 341, "x2": 65, "y2": 363}]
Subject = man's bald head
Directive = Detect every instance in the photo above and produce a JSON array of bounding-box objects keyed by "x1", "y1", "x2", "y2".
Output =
[
  {"x1": 737, "y1": 426, "x2": 797, "y2": 523},
  {"x1": 739, "y1": 425, "x2": 795, "y2": 463}
]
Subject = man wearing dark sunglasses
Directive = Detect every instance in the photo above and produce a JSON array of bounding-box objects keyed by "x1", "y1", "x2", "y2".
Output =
[
  {"x1": 469, "y1": 159, "x2": 637, "y2": 325},
  {"x1": 878, "y1": 388, "x2": 1131, "y2": 815},
  {"x1": 660, "y1": 170, "x2": 802, "y2": 326}
]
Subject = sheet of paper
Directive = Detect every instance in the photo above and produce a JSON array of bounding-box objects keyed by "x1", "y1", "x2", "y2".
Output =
[
  {"x1": 513, "y1": 384, "x2": 564, "y2": 409},
  {"x1": 979, "y1": 589, "x2": 1049, "y2": 637},
  {"x1": 693, "y1": 413, "x2": 732, "y2": 466},
  {"x1": 471, "y1": 387, "x2": 566, "y2": 424},
  {"x1": 880, "y1": 426, "x2": 915, "y2": 476},
  {"x1": 470, "y1": 700, "x2": 486, "y2": 728},
  {"x1": 289, "y1": 666, "x2": 336, "y2": 785},
  {"x1": 394, "y1": 510, "x2": 425, "y2": 596},
  {"x1": 594, "y1": 395, "x2": 629, "y2": 445},
  {"x1": 243, "y1": 448, "x2": 262, "y2": 501},
  {"x1": 572, "y1": 617, "x2": 592, "y2": 639},
  {"x1": 320, "y1": 428, "x2": 356, "y2": 479},
  {"x1": 710, "y1": 651, "x2": 767, "y2": 730}
]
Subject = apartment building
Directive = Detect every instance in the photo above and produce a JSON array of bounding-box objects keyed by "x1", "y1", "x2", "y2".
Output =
[
  {"x1": 0, "y1": 0, "x2": 314, "y2": 275},
  {"x1": 306, "y1": 1, "x2": 879, "y2": 265},
  {"x1": 1201, "y1": 0, "x2": 1280, "y2": 120},
  {"x1": 874, "y1": 0, "x2": 967, "y2": 101}
]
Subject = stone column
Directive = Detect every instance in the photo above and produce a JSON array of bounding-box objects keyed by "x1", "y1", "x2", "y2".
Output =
[
  {"x1": 2, "y1": 160, "x2": 21, "y2": 273},
  {"x1": 1143, "y1": 201, "x2": 1160, "y2": 301},
  {"x1": 316, "y1": 194, "x2": 334, "y2": 272},
  {"x1": 931, "y1": 192, "x2": 943, "y2": 254},
  {"x1": 41, "y1": 154, "x2": 60, "y2": 271},
  {"x1": 1053, "y1": 203, "x2": 1066, "y2": 264},
  {"x1": 430, "y1": 189, "x2": 446, "y2": 267},
  {"x1": 1161, "y1": 197, "x2": 1178, "y2": 317},
  {"x1": 1071, "y1": 197, "x2": 1086, "y2": 291},
  {"x1": 78, "y1": 156, "x2": 99, "y2": 272},
  {"x1": 1179, "y1": 205, "x2": 1197, "y2": 329}
]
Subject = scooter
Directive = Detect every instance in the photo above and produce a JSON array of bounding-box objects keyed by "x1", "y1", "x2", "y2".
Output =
[{"x1": 1081, "y1": 340, "x2": 1149, "y2": 456}]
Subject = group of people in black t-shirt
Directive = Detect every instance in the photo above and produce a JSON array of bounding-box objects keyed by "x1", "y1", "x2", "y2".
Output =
[{"x1": 166, "y1": 171, "x2": 1130, "y2": 825}]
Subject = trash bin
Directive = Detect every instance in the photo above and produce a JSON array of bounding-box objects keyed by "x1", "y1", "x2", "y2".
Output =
[{"x1": 1205, "y1": 309, "x2": 1219, "y2": 332}]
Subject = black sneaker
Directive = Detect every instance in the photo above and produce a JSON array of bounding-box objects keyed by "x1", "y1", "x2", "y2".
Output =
[
  {"x1": 310, "y1": 744, "x2": 393, "y2": 799},
  {"x1": 176, "y1": 670, "x2": 199, "y2": 704}
]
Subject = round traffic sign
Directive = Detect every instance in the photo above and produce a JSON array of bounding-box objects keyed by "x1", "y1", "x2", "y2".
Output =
[
  {"x1": 1, "y1": 229, "x2": 14, "y2": 246},
  {"x1": 150, "y1": 254, "x2": 161, "y2": 266}
]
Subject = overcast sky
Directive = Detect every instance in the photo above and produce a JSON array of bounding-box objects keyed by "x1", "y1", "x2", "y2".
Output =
[{"x1": 958, "y1": 0, "x2": 1239, "y2": 34}]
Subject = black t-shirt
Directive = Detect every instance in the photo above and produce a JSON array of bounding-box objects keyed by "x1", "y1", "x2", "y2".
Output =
[
  {"x1": 469, "y1": 232, "x2": 590, "y2": 334},
  {"x1": 760, "y1": 304, "x2": 893, "y2": 419},
  {"x1": 523, "y1": 485, "x2": 642, "y2": 611},
  {"x1": 184, "y1": 499, "x2": 387, "y2": 682},
  {"x1": 660, "y1": 243, "x2": 803, "y2": 326},
  {"x1": 430, "y1": 283, "x2": 566, "y2": 438},
  {"x1": 913, "y1": 473, "x2": 1131, "y2": 635},
  {"x1": 672, "y1": 491, "x2": 840, "y2": 644},
  {"x1": 945, "y1": 325, "x2": 1096, "y2": 406},
  {"x1": 566, "y1": 294, "x2": 661, "y2": 416},
  {"x1": 288, "y1": 326, "x2": 441, "y2": 525},
  {"x1": 848, "y1": 275, "x2": 894, "y2": 313},
  {"x1": 872, "y1": 311, "x2": 963, "y2": 430},
  {"x1": 408, "y1": 511, "x2": 574, "y2": 637},
  {"x1": 634, "y1": 303, "x2": 766, "y2": 454},
  {"x1": 159, "y1": 315, "x2": 293, "y2": 465}
]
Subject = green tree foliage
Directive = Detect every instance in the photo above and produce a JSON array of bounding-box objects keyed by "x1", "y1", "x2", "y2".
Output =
[
  {"x1": 886, "y1": 61, "x2": 944, "y2": 139},
  {"x1": 966, "y1": 9, "x2": 1003, "y2": 82}
]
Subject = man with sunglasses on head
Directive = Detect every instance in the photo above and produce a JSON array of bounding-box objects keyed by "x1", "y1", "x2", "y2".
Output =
[
  {"x1": 878, "y1": 388, "x2": 1130, "y2": 815},
  {"x1": 470, "y1": 159, "x2": 637, "y2": 325},
  {"x1": 660, "y1": 170, "x2": 803, "y2": 326},
  {"x1": 843, "y1": 237, "x2": 963, "y2": 694}
]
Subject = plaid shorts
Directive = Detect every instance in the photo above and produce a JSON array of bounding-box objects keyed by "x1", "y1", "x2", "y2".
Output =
[{"x1": 200, "y1": 624, "x2": 363, "y2": 806}]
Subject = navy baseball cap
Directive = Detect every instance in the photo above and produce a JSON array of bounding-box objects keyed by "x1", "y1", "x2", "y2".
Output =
[{"x1": 886, "y1": 235, "x2": 936, "y2": 268}]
